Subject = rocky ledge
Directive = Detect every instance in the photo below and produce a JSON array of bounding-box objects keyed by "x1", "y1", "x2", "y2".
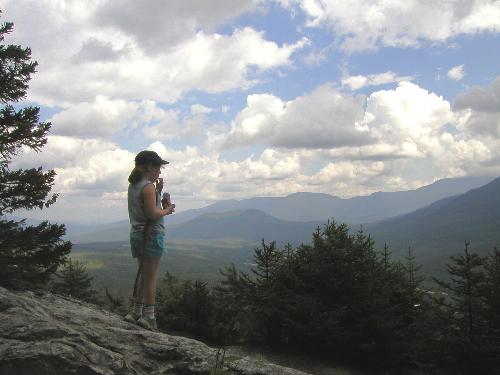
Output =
[{"x1": 0, "y1": 287, "x2": 308, "y2": 375}]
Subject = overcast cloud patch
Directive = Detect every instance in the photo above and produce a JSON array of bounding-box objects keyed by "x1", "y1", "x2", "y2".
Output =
[{"x1": 453, "y1": 76, "x2": 500, "y2": 112}]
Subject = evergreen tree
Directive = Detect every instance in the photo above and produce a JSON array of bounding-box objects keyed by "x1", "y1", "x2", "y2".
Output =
[
  {"x1": 157, "y1": 273, "x2": 223, "y2": 340},
  {"x1": 0, "y1": 14, "x2": 71, "y2": 289},
  {"x1": 433, "y1": 241, "x2": 487, "y2": 371},
  {"x1": 179, "y1": 280, "x2": 212, "y2": 334},
  {"x1": 434, "y1": 242, "x2": 486, "y2": 344},
  {"x1": 158, "y1": 275, "x2": 213, "y2": 334},
  {"x1": 400, "y1": 246, "x2": 441, "y2": 369},
  {"x1": 251, "y1": 239, "x2": 281, "y2": 285},
  {"x1": 404, "y1": 246, "x2": 425, "y2": 310},
  {"x1": 283, "y1": 242, "x2": 294, "y2": 262},
  {"x1": 51, "y1": 259, "x2": 97, "y2": 302},
  {"x1": 482, "y1": 247, "x2": 500, "y2": 366},
  {"x1": 484, "y1": 247, "x2": 500, "y2": 332},
  {"x1": 259, "y1": 222, "x2": 415, "y2": 366},
  {"x1": 249, "y1": 239, "x2": 289, "y2": 342},
  {"x1": 212, "y1": 264, "x2": 255, "y2": 343},
  {"x1": 381, "y1": 243, "x2": 392, "y2": 270},
  {"x1": 156, "y1": 272, "x2": 184, "y2": 329}
]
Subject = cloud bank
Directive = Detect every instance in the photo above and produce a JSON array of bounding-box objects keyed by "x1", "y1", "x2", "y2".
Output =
[
  {"x1": 3, "y1": 0, "x2": 499, "y2": 223},
  {"x1": 280, "y1": 0, "x2": 500, "y2": 51}
]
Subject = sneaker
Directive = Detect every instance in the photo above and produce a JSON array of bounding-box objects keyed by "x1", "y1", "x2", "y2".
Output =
[
  {"x1": 137, "y1": 316, "x2": 158, "y2": 331},
  {"x1": 124, "y1": 312, "x2": 141, "y2": 324}
]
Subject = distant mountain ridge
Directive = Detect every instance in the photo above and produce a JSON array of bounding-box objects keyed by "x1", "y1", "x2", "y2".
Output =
[
  {"x1": 163, "y1": 176, "x2": 494, "y2": 225},
  {"x1": 68, "y1": 176, "x2": 495, "y2": 243},
  {"x1": 169, "y1": 209, "x2": 324, "y2": 245},
  {"x1": 366, "y1": 176, "x2": 500, "y2": 277}
]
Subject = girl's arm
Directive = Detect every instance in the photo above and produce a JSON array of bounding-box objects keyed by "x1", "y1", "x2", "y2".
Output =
[{"x1": 143, "y1": 183, "x2": 174, "y2": 220}]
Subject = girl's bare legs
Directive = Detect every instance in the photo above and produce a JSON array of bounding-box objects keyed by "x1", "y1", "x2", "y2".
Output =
[
  {"x1": 125, "y1": 258, "x2": 149, "y2": 322},
  {"x1": 136, "y1": 258, "x2": 145, "y2": 303},
  {"x1": 141, "y1": 256, "x2": 161, "y2": 305},
  {"x1": 128, "y1": 255, "x2": 161, "y2": 328}
]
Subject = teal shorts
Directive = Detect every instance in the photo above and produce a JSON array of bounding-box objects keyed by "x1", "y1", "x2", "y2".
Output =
[{"x1": 130, "y1": 230, "x2": 165, "y2": 258}]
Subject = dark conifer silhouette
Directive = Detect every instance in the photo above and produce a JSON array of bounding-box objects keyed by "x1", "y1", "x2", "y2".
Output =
[
  {"x1": 482, "y1": 247, "x2": 500, "y2": 366},
  {"x1": 433, "y1": 241, "x2": 487, "y2": 372},
  {"x1": 434, "y1": 241, "x2": 486, "y2": 344},
  {"x1": 0, "y1": 14, "x2": 71, "y2": 289},
  {"x1": 51, "y1": 259, "x2": 98, "y2": 302}
]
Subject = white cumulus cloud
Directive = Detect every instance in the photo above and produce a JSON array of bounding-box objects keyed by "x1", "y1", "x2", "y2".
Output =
[
  {"x1": 3, "y1": 0, "x2": 306, "y2": 106},
  {"x1": 448, "y1": 64, "x2": 466, "y2": 81},
  {"x1": 280, "y1": 0, "x2": 500, "y2": 52},
  {"x1": 341, "y1": 71, "x2": 415, "y2": 90},
  {"x1": 224, "y1": 84, "x2": 370, "y2": 149},
  {"x1": 48, "y1": 96, "x2": 139, "y2": 138},
  {"x1": 364, "y1": 81, "x2": 454, "y2": 146}
]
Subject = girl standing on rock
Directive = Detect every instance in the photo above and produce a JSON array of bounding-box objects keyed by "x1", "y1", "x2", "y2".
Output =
[{"x1": 124, "y1": 150, "x2": 175, "y2": 330}]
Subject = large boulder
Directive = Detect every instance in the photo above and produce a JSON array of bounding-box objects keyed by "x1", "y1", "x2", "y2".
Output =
[{"x1": 0, "y1": 287, "x2": 308, "y2": 375}]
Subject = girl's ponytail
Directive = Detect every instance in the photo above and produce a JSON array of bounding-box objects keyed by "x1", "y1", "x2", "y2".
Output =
[{"x1": 128, "y1": 167, "x2": 142, "y2": 183}]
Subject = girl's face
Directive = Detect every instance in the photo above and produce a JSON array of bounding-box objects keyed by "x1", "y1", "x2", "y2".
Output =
[{"x1": 146, "y1": 165, "x2": 162, "y2": 182}]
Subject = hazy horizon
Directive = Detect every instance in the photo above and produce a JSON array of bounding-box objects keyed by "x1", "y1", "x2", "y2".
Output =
[
  {"x1": 13, "y1": 175, "x2": 496, "y2": 227},
  {"x1": 3, "y1": 0, "x2": 500, "y2": 223}
]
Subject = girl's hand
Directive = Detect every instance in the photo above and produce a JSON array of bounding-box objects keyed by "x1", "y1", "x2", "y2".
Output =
[
  {"x1": 161, "y1": 197, "x2": 168, "y2": 209},
  {"x1": 165, "y1": 204, "x2": 175, "y2": 215},
  {"x1": 161, "y1": 192, "x2": 171, "y2": 209},
  {"x1": 156, "y1": 178, "x2": 164, "y2": 192}
]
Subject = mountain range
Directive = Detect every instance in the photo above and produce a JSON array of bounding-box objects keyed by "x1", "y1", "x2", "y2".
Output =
[
  {"x1": 168, "y1": 209, "x2": 323, "y2": 245},
  {"x1": 366, "y1": 176, "x2": 500, "y2": 277},
  {"x1": 165, "y1": 175, "x2": 494, "y2": 225},
  {"x1": 68, "y1": 176, "x2": 493, "y2": 243},
  {"x1": 62, "y1": 175, "x2": 500, "y2": 280}
]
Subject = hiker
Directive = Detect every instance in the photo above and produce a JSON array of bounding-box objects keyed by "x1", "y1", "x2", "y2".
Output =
[{"x1": 124, "y1": 150, "x2": 175, "y2": 330}]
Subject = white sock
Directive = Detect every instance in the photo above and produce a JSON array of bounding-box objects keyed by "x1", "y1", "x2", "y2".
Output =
[
  {"x1": 144, "y1": 304, "x2": 155, "y2": 320},
  {"x1": 133, "y1": 302, "x2": 144, "y2": 316}
]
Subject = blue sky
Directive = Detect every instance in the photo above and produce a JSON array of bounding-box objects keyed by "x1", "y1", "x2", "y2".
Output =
[{"x1": 3, "y1": 0, "x2": 500, "y2": 223}]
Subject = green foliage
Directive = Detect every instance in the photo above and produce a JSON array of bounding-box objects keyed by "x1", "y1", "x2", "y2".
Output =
[
  {"x1": 157, "y1": 273, "x2": 215, "y2": 339},
  {"x1": 156, "y1": 267, "x2": 256, "y2": 345},
  {"x1": 432, "y1": 241, "x2": 500, "y2": 372},
  {"x1": 484, "y1": 248, "x2": 500, "y2": 337},
  {"x1": 479, "y1": 247, "x2": 500, "y2": 368},
  {"x1": 251, "y1": 239, "x2": 281, "y2": 284},
  {"x1": 211, "y1": 222, "x2": 430, "y2": 368},
  {"x1": 434, "y1": 242, "x2": 486, "y2": 344},
  {"x1": 286, "y1": 224, "x2": 417, "y2": 365},
  {"x1": 0, "y1": 219, "x2": 71, "y2": 288},
  {"x1": 51, "y1": 259, "x2": 98, "y2": 303},
  {"x1": 212, "y1": 264, "x2": 255, "y2": 343},
  {"x1": 0, "y1": 21, "x2": 37, "y2": 103},
  {"x1": 0, "y1": 13, "x2": 70, "y2": 289}
]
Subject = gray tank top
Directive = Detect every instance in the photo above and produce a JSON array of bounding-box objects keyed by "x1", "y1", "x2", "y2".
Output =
[{"x1": 128, "y1": 179, "x2": 165, "y2": 233}]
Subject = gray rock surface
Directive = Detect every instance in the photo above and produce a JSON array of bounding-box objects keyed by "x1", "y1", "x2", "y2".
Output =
[{"x1": 0, "y1": 287, "x2": 309, "y2": 375}]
